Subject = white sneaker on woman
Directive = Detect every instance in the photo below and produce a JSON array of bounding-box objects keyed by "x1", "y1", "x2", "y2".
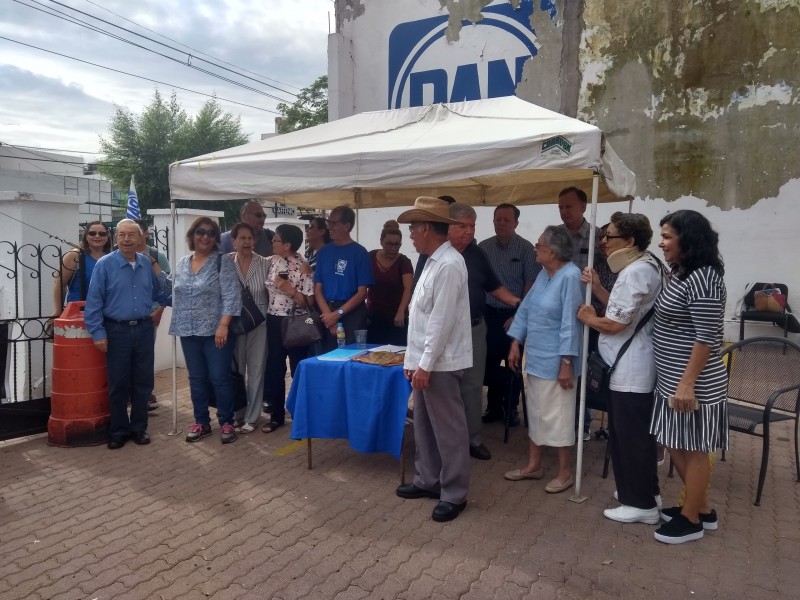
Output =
[{"x1": 604, "y1": 504, "x2": 660, "y2": 525}]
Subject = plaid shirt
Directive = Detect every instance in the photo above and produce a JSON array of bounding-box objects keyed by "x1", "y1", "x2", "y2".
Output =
[{"x1": 478, "y1": 233, "x2": 540, "y2": 308}]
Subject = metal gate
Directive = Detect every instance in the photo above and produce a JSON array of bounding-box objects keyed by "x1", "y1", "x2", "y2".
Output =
[
  {"x1": 0, "y1": 225, "x2": 170, "y2": 441},
  {"x1": 0, "y1": 241, "x2": 61, "y2": 440}
]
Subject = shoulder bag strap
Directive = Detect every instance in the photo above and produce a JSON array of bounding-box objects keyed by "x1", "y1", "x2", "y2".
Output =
[{"x1": 607, "y1": 261, "x2": 663, "y2": 373}]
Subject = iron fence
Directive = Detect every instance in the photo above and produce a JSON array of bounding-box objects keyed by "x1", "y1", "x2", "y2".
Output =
[{"x1": 0, "y1": 226, "x2": 170, "y2": 440}]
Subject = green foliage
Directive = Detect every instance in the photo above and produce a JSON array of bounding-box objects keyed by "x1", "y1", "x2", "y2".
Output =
[
  {"x1": 276, "y1": 75, "x2": 328, "y2": 134},
  {"x1": 98, "y1": 90, "x2": 249, "y2": 219}
]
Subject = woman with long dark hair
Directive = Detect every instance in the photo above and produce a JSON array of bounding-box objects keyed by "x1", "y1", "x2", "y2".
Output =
[
  {"x1": 650, "y1": 209, "x2": 727, "y2": 544},
  {"x1": 52, "y1": 220, "x2": 112, "y2": 315}
]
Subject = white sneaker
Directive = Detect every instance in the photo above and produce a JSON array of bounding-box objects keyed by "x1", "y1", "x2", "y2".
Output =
[
  {"x1": 613, "y1": 490, "x2": 662, "y2": 510},
  {"x1": 604, "y1": 504, "x2": 660, "y2": 525}
]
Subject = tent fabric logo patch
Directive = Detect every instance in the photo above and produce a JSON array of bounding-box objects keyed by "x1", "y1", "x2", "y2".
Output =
[{"x1": 541, "y1": 135, "x2": 572, "y2": 156}]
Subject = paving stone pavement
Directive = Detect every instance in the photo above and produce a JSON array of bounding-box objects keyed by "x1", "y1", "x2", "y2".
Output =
[{"x1": 1, "y1": 368, "x2": 799, "y2": 600}]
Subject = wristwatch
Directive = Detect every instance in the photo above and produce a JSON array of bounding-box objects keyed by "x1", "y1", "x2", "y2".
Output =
[
  {"x1": 561, "y1": 357, "x2": 572, "y2": 365},
  {"x1": 337, "y1": 308, "x2": 344, "y2": 316}
]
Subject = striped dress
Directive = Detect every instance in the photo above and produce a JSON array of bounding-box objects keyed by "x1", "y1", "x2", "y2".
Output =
[{"x1": 649, "y1": 266, "x2": 728, "y2": 452}]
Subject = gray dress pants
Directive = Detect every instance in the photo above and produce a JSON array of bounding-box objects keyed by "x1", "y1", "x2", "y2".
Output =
[{"x1": 412, "y1": 370, "x2": 470, "y2": 504}]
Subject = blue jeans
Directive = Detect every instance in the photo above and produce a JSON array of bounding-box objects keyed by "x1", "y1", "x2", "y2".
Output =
[
  {"x1": 105, "y1": 319, "x2": 155, "y2": 439},
  {"x1": 180, "y1": 335, "x2": 235, "y2": 427}
]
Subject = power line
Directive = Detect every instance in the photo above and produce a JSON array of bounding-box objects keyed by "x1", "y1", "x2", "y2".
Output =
[
  {"x1": 15, "y1": 0, "x2": 294, "y2": 105},
  {"x1": 42, "y1": 0, "x2": 298, "y2": 100},
  {"x1": 0, "y1": 35, "x2": 281, "y2": 114},
  {"x1": 3, "y1": 144, "x2": 102, "y2": 154},
  {"x1": 0, "y1": 208, "x2": 76, "y2": 247},
  {"x1": 79, "y1": 0, "x2": 303, "y2": 92}
]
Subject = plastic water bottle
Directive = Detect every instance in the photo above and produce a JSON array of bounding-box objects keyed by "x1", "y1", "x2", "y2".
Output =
[{"x1": 336, "y1": 323, "x2": 346, "y2": 348}]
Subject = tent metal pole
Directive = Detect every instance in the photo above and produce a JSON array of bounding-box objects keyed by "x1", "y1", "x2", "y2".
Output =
[
  {"x1": 569, "y1": 172, "x2": 600, "y2": 504},
  {"x1": 169, "y1": 195, "x2": 179, "y2": 436}
]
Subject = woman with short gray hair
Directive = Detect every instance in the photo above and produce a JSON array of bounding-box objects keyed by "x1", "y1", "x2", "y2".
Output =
[{"x1": 504, "y1": 225, "x2": 583, "y2": 494}]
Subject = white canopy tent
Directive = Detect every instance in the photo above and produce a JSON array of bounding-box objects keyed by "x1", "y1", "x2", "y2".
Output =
[
  {"x1": 169, "y1": 96, "x2": 634, "y2": 208},
  {"x1": 167, "y1": 96, "x2": 636, "y2": 500}
]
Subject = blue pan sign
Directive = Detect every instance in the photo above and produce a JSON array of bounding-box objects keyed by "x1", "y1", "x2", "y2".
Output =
[{"x1": 387, "y1": 0, "x2": 554, "y2": 109}]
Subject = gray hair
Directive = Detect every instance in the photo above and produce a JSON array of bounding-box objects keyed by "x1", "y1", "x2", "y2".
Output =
[
  {"x1": 240, "y1": 199, "x2": 263, "y2": 217},
  {"x1": 542, "y1": 225, "x2": 575, "y2": 262},
  {"x1": 449, "y1": 202, "x2": 476, "y2": 220}
]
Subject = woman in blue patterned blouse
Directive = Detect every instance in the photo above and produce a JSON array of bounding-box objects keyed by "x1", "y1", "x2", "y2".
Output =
[{"x1": 169, "y1": 217, "x2": 242, "y2": 444}]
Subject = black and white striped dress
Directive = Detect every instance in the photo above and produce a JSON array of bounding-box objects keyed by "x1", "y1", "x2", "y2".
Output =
[{"x1": 649, "y1": 266, "x2": 728, "y2": 452}]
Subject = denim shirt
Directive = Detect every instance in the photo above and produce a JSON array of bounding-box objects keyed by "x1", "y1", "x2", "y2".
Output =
[{"x1": 168, "y1": 250, "x2": 241, "y2": 337}]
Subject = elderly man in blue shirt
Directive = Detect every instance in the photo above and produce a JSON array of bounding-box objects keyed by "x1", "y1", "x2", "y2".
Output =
[{"x1": 85, "y1": 219, "x2": 171, "y2": 450}]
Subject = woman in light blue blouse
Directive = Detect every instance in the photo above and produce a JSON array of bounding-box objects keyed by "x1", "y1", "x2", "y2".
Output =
[
  {"x1": 504, "y1": 225, "x2": 583, "y2": 494},
  {"x1": 169, "y1": 217, "x2": 242, "y2": 444}
]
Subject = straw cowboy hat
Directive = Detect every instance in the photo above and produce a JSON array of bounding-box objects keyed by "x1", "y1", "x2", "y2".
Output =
[{"x1": 396, "y1": 196, "x2": 460, "y2": 224}]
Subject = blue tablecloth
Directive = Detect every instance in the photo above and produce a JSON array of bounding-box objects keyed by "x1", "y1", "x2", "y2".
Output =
[{"x1": 286, "y1": 351, "x2": 411, "y2": 459}]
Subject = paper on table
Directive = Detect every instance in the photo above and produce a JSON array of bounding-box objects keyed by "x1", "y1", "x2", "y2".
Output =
[
  {"x1": 317, "y1": 348, "x2": 369, "y2": 361},
  {"x1": 368, "y1": 344, "x2": 406, "y2": 353}
]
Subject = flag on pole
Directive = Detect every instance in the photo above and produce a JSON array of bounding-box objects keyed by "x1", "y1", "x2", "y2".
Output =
[{"x1": 126, "y1": 175, "x2": 141, "y2": 220}]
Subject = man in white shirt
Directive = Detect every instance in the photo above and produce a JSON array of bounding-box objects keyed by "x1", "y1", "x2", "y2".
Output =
[{"x1": 395, "y1": 197, "x2": 472, "y2": 523}]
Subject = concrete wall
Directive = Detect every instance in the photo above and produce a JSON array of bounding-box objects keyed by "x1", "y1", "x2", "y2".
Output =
[
  {"x1": 1, "y1": 147, "x2": 114, "y2": 222},
  {"x1": 330, "y1": 0, "x2": 800, "y2": 342}
]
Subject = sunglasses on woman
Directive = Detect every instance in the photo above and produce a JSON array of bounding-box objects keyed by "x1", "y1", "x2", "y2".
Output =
[
  {"x1": 86, "y1": 231, "x2": 108, "y2": 237},
  {"x1": 194, "y1": 228, "x2": 216, "y2": 238}
]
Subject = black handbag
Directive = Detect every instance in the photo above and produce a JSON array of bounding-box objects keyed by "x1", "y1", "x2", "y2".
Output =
[
  {"x1": 281, "y1": 306, "x2": 322, "y2": 349},
  {"x1": 208, "y1": 356, "x2": 248, "y2": 412},
  {"x1": 229, "y1": 282, "x2": 265, "y2": 336},
  {"x1": 586, "y1": 305, "x2": 656, "y2": 403},
  {"x1": 216, "y1": 254, "x2": 265, "y2": 336}
]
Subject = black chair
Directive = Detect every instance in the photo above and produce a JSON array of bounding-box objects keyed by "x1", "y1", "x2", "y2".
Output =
[
  {"x1": 739, "y1": 283, "x2": 791, "y2": 341},
  {"x1": 722, "y1": 336, "x2": 800, "y2": 506}
]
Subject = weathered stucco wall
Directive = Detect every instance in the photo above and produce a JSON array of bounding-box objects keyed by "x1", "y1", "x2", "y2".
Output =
[
  {"x1": 331, "y1": 0, "x2": 800, "y2": 338},
  {"x1": 577, "y1": 0, "x2": 800, "y2": 209}
]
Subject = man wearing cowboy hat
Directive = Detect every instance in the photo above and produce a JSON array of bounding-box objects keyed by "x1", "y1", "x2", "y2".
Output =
[{"x1": 395, "y1": 197, "x2": 472, "y2": 523}]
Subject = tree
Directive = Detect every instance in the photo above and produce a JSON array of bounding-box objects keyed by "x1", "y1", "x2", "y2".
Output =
[
  {"x1": 276, "y1": 75, "x2": 328, "y2": 133},
  {"x1": 99, "y1": 90, "x2": 249, "y2": 217}
]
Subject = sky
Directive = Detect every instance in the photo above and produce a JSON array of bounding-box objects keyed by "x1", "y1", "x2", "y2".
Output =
[{"x1": 0, "y1": 0, "x2": 333, "y2": 159}]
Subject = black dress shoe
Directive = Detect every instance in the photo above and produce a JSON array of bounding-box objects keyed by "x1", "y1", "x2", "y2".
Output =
[
  {"x1": 131, "y1": 431, "x2": 151, "y2": 445},
  {"x1": 432, "y1": 500, "x2": 467, "y2": 522},
  {"x1": 396, "y1": 483, "x2": 440, "y2": 500},
  {"x1": 107, "y1": 437, "x2": 127, "y2": 450},
  {"x1": 469, "y1": 443, "x2": 492, "y2": 460},
  {"x1": 481, "y1": 410, "x2": 503, "y2": 424}
]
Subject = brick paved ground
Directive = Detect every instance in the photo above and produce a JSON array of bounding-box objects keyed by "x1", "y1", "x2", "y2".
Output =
[{"x1": 1, "y1": 368, "x2": 799, "y2": 600}]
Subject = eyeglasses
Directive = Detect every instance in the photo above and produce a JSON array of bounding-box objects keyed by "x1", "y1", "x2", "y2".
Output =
[
  {"x1": 534, "y1": 242, "x2": 548, "y2": 249},
  {"x1": 194, "y1": 228, "x2": 216, "y2": 238},
  {"x1": 601, "y1": 234, "x2": 625, "y2": 240},
  {"x1": 408, "y1": 223, "x2": 425, "y2": 233},
  {"x1": 86, "y1": 231, "x2": 108, "y2": 237},
  {"x1": 384, "y1": 242, "x2": 402, "y2": 247}
]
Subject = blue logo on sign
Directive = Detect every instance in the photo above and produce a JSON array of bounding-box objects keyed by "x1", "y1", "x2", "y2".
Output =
[{"x1": 388, "y1": 0, "x2": 555, "y2": 109}]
